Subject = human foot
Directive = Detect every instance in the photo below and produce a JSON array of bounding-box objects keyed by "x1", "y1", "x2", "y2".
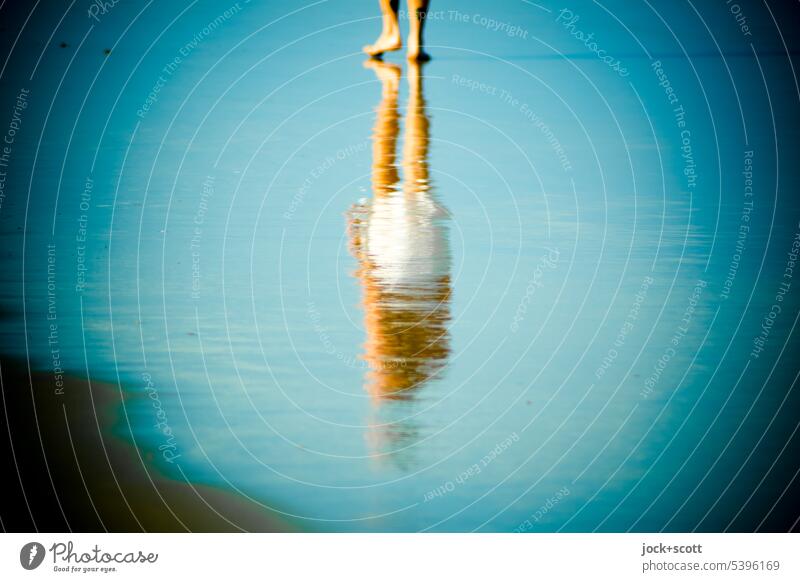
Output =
[
  {"x1": 363, "y1": 32, "x2": 402, "y2": 57},
  {"x1": 407, "y1": 49, "x2": 431, "y2": 62},
  {"x1": 406, "y1": 37, "x2": 430, "y2": 62},
  {"x1": 363, "y1": 58, "x2": 401, "y2": 91}
]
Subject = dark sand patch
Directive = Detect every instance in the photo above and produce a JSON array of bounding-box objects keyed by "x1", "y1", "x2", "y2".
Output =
[{"x1": 0, "y1": 358, "x2": 296, "y2": 532}]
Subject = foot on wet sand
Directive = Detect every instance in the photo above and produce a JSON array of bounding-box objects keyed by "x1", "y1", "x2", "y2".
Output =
[
  {"x1": 363, "y1": 33, "x2": 402, "y2": 57},
  {"x1": 363, "y1": 57, "x2": 402, "y2": 84},
  {"x1": 406, "y1": 39, "x2": 431, "y2": 62},
  {"x1": 407, "y1": 49, "x2": 431, "y2": 62}
]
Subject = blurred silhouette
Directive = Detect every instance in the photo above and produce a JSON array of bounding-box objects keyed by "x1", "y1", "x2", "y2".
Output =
[
  {"x1": 347, "y1": 59, "x2": 451, "y2": 410},
  {"x1": 364, "y1": 0, "x2": 431, "y2": 61},
  {"x1": 347, "y1": 59, "x2": 451, "y2": 465}
]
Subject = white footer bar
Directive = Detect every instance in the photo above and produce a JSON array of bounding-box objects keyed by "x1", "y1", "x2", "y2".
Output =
[{"x1": 1, "y1": 533, "x2": 797, "y2": 581}]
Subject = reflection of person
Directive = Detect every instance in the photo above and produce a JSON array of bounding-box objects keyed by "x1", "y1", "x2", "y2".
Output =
[
  {"x1": 347, "y1": 59, "x2": 450, "y2": 403},
  {"x1": 364, "y1": 0, "x2": 431, "y2": 61}
]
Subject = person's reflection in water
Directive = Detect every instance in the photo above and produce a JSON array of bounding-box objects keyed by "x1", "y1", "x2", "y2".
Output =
[{"x1": 347, "y1": 60, "x2": 451, "y2": 465}]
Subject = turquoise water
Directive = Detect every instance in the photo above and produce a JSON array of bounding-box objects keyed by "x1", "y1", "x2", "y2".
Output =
[{"x1": 1, "y1": 0, "x2": 800, "y2": 531}]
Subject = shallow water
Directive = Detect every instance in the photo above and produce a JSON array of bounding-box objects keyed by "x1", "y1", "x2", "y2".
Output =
[{"x1": 1, "y1": 0, "x2": 800, "y2": 531}]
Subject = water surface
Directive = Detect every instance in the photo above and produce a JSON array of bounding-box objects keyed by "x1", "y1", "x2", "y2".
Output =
[{"x1": 1, "y1": 0, "x2": 799, "y2": 531}]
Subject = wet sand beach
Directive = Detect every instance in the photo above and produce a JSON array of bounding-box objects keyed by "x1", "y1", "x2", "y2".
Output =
[
  {"x1": 0, "y1": 358, "x2": 294, "y2": 532},
  {"x1": 1, "y1": 0, "x2": 799, "y2": 532}
]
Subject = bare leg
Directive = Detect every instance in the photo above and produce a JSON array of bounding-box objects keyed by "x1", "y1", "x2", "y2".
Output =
[
  {"x1": 402, "y1": 61, "x2": 429, "y2": 187},
  {"x1": 364, "y1": 0, "x2": 402, "y2": 57},
  {"x1": 362, "y1": 59, "x2": 401, "y2": 194},
  {"x1": 407, "y1": 0, "x2": 431, "y2": 61}
]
